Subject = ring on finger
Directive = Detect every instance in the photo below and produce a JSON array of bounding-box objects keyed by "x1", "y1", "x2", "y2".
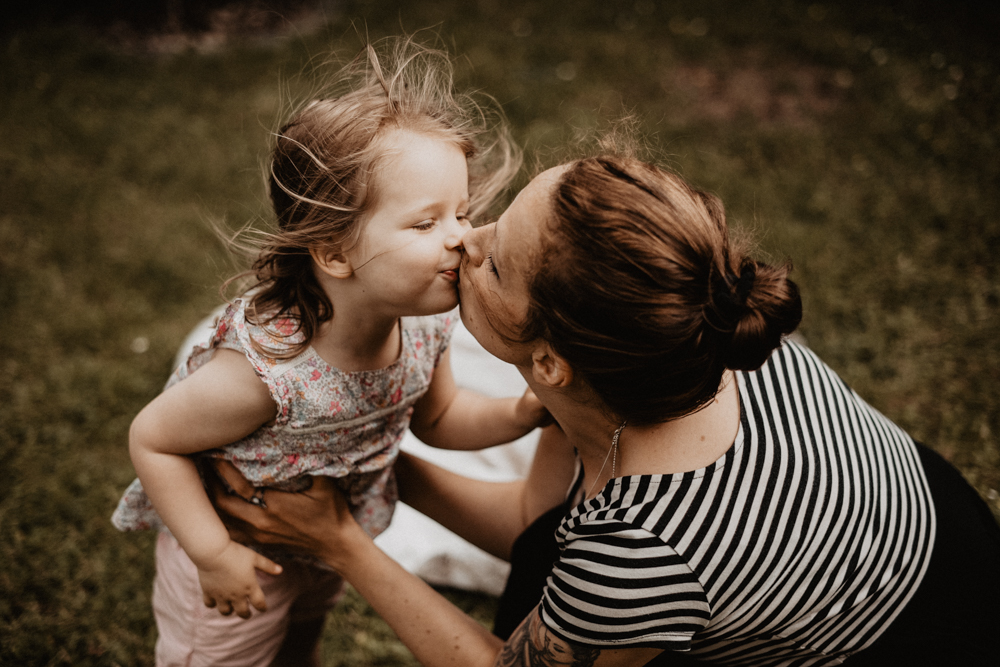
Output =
[{"x1": 249, "y1": 487, "x2": 267, "y2": 509}]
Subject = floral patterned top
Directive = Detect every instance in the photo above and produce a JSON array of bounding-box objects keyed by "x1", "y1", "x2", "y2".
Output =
[{"x1": 112, "y1": 298, "x2": 455, "y2": 541}]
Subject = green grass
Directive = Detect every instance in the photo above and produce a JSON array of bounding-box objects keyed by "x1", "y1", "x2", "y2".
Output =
[{"x1": 1, "y1": 1, "x2": 997, "y2": 663}]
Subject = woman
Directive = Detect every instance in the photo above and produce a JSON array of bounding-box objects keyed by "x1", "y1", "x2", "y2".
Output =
[{"x1": 212, "y1": 154, "x2": 1000, "y2": 666}]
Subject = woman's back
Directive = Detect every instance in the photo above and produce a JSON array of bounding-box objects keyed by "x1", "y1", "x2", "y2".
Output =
[{"x1": 541, "y1": 341, "x2": 935, "y2": 666}]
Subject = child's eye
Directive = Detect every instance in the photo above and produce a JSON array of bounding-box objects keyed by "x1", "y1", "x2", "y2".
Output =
[
  {"x1": 413, "y1": 220, "x2": 435, "y2": 231},
  {"x1": 487, "y1": 253, "x2": 499, "y2": 277}
]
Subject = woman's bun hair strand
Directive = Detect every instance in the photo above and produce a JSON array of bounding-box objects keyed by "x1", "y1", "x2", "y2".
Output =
[{"x1": 514, "y1": 154, "x2": 802, "y2": 424}]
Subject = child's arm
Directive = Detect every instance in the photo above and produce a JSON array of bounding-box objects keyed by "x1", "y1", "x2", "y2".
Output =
[
  {"x1": 129, "y1": 349, "x2": 282, "y2": 617},
  {"x1": 409, "y1": 348, "x2": 550, "y2": 450}
]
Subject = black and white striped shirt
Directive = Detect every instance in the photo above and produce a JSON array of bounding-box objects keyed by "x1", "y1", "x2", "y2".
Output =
[{"x1": 540, "y1": 342, "x2": 936, "y2": 666}]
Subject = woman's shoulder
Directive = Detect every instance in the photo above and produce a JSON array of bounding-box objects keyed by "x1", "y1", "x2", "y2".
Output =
[
  {"x1": 740, "y1": 338, "x2": 868, "y2": 415},
  {"x1": 564, "y1": 476, "x2": 679, "y2": 533}
]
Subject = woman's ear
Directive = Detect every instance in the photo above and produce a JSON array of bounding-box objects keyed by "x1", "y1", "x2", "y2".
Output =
[
  {"x1": 310, "y1": 246, "x2": 354, "y2": 279},
  {"x1": 531, "y1": 343, "x2": 573, "y2": 388}
]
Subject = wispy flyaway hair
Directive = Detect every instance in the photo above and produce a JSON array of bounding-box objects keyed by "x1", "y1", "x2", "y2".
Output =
[{"x1": 224, "y1": 35, "x2": 520, "y2": 358}]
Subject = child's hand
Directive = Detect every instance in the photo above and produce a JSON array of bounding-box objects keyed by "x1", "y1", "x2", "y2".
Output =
[
  {"x1": 196, "y1": 540, "x2": 282, "y2": 619},
  {"x1": 515, "y1": 387, "x2": 554, "y2": 430}
]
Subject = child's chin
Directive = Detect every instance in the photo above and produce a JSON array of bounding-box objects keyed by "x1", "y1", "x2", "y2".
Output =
[
  {"x1": 440, "y1": 296, "x2": 460, "y2": 312},
  {"x1": 414, "y1": 297, "x2": 459, "y2": 317}
]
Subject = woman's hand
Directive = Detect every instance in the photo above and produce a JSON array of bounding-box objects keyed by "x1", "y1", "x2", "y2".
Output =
[{"x1": 207, "y1": 461, "x2": 361, "y2": 571}]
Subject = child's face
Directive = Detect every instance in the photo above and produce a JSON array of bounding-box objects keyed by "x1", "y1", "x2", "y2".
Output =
[{"x1": 347, "y1": 130, "x2": 471, "y2": 317}]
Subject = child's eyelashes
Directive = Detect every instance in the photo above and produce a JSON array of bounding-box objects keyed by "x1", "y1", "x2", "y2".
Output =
[{"x1": 412, "y1": 213, "x2": 467, "y2": 231}]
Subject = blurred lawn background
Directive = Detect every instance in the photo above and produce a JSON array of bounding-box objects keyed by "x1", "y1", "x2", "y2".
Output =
[{"x1": 1, "y1": 0, "x2": 998, "y2": 664}]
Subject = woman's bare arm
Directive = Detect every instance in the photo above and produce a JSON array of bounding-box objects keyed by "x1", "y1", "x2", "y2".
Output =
[
  {"x1": 396, "y1": 424, "x2": 576, "y2": 560},
  {"x1": 209, "y1": 465, "x2": 663, "y2": 667}
]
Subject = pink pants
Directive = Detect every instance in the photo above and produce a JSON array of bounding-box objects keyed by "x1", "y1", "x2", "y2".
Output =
[{"x1": 152, "y1": 531, "x2": 344, "y2": 667}]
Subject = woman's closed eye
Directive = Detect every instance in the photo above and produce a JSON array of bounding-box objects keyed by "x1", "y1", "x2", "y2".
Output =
[{"x1": 487, "y1": 253, "x2": 499, "y2": 277}]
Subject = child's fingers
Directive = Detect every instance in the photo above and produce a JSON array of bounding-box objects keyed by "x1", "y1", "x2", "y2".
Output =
[
  {"x1": 231, "y1": 596, "x2": 252, "y2": 619},
  {"x1": 253, "y1": 552, "x2": 283, "y2": 576},
  {"x1": 250, "y1": 585, "x2": 269, "y2": 613}
]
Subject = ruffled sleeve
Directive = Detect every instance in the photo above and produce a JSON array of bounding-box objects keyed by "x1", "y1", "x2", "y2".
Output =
[
  {"x1": 178, "y1": 299, "x2": 307, "y2": 427},
  {"x1": 402, "y1": 309, "x2": 457, "y2": 373}
]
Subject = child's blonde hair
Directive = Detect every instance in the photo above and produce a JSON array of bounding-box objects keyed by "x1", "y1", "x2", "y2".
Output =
[{"x1": 228, "y1": 35, "x2": 520, "y2": 358}]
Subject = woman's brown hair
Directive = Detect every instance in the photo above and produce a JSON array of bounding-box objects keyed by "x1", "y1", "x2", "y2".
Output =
[
  {"x1": 225, "y1": 35, "x2": 520, "y2": 358},
  {"x1": 518, "y1": 155, "x2": 802, "y2": 425}
]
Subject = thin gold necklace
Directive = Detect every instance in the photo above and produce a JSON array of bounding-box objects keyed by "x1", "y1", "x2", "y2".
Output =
[{"x1": 587, "y1": 420, "x2": 627, "y2": 498}]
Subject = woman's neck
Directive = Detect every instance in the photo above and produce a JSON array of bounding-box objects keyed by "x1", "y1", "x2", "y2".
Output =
[{"x1": 533, "y1": 371, "x2": 742, "y2": 498}]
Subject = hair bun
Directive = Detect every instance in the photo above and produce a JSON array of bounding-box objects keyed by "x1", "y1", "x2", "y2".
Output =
[
  {"x1": 716, "y1": 261, "x2": 802, "y2": 371},
  {"x1": 705, "y1": 261, "x2": 756, "y2": 331}
]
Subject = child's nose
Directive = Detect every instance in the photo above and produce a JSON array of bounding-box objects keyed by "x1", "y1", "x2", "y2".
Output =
[{"x1": 445, "y1": 216, "x2": 470, "y2": 249}]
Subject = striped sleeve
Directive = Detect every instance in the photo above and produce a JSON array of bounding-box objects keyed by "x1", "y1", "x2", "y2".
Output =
[{"x1": 539, "y1": 520, "x2": 710, "y2": 649}]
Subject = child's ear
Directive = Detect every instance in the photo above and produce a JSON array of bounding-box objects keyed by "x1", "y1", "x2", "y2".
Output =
[
  {"x1": 531, "y1": 342, "x2": 573, "y2": 388},
  {"x1": 310, "y1": 246, "x2": 353, "y2": 279}
]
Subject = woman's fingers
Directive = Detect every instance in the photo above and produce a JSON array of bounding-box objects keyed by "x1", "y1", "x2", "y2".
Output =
[
  {"x1": 213, "y1": 490, "x2": 269, "y2": 535},
  {"x1": 203, "y1": 592, "x2": 217, "y2": 608},
  {"x1": 281, "y1": 475, "x2": 338, "y2": 507},
  {"x1": 209, "y1": 472, "x2": 359, "y2": 568},
  {"x1": 213, "y1": 460, "x2": 256, "y2": 496},
  {"x1": 210, "y1": 494, "x2": 268, "y2": 544},
  {"x1": 207, "y1": 463, "x2": 344, "y2": 528},
  {"x1": 204, "y1": 459, "x2": 270, "y2": 535}
]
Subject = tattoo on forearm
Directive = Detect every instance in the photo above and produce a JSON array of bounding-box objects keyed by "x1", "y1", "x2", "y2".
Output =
[{"x1": 497, "y1": 612, "x2": 602, "y2": 667}]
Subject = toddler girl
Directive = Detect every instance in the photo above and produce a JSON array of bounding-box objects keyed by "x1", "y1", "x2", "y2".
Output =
[{"x1": 112, "y1": 37, "x2": 538, "y2": 666}]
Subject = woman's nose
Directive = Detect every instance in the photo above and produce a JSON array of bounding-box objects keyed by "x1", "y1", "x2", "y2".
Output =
[
  {"x1": 460, "y1": 224, "x2": 485, "y2": 264},
  {"x1": 445, "y1": 215, "x2": 471, "y2": 250}
]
